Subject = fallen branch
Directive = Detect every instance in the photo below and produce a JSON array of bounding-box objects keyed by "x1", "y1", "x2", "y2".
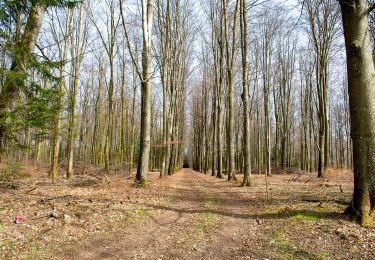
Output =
[{"x1": 25, "y1": 187, "x2": 38, "y2": 193}]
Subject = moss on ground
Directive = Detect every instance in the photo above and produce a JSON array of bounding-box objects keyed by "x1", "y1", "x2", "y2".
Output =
[
  {"x1": 197, "y1": 210, "x2": 219, "y2": 233},
  {"x1": 290, "y1": 211, "x2": 321, "y2": 221},
  {"x1": 262, "y1": 229, "x2": 332, "y2": 259},
  {"x1": 263, "y1": 207, "x2": 322, "y2": 222}
]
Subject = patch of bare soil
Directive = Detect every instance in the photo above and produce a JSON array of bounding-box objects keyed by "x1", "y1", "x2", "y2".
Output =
[{"x1": 0, "y1": 167, "x2": 374, "y2": 259}]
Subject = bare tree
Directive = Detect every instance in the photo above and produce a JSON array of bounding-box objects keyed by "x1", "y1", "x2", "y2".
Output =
[
  {"x1": 49, "y1": 8, "x2": 74, "y2": 179},
  {"x1": 66, "y1": 2, "x2": 87, "y2": 179},
  {"x1": 91, "y1": 0, "x2": 120, "y2": 175},
  {"x1": 304, "y1": 0, "x2": 340, "y2": 177}
]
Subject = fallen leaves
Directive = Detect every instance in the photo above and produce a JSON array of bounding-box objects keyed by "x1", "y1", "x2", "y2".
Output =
[{"x1": 0, "y1": 167, "x2": 374, "y2": 259}]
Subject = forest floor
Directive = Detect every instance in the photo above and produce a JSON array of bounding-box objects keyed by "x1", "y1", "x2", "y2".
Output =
[{"x1": 0, "y1": 165, "x2": 375, "y2": 259}]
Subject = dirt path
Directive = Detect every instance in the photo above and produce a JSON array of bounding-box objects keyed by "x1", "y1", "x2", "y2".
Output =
[
  {"x1": 72, "y1": 169, "x2": 262, "y2": 259},
  {"x1": 1, "y1": 168, "x2": 375, "y2": 259},
  {"x1": 66, "y1": 169, "x2": 374, "y2": 259}
]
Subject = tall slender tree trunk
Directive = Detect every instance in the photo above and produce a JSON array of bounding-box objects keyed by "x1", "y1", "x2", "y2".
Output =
[
  {"x1": 204, "y1": 84, "x2": 209, "y2": 174},
  {"x1": 104, "y1": 55, "x2": 115, "y2": 175},
  {"x1": 49, "y1": 8, "x2": 73, "y2": 179},
  {"x1": 262, "y1": 26, "x2": 272, "y2": 177},
  {"x1": 119, "y1": 59, "x2": 126, "y2": 164},
  {"x1": 158, "y1": 0, "x2": 170, "y2": 178},
  {"x1": 224, "y1": 0, "x2": 239, "y2": 181},
  {"x1": 136, "y1": 0, "x2": 154, "y2": 184},
  {"x1": 240, "y1": 0, "x2": 251, "y2": 187},
  {"x1": 67, "y1": 3, "x2": 84, "y2": 179},
  {"x1": 216, "y1": 26, "x2": 224, "y2": 179},
  {"x1": 212, "y1": 95, "x2": 217, "y2": 177},
  {"x1": 92, "y1": 61, "x2": 104, "y2": 166},
  {"x1": 129, "y1": 69, "x2": 137, "y2": 174},
  {"x1": 160, "y1": 72, "x2": 168, "y2": 177}
]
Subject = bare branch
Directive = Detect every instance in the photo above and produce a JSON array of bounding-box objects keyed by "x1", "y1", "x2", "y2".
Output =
[{"x1": 119, "y1": 0, "x2": 143, "y2": 81}]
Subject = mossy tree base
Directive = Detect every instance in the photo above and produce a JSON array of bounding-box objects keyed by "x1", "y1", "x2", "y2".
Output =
[
  {"x1": 135, "y1": 176, "x2": 147, "y2": 186},
  {"x1": 345, "y1": 196, "x2": 375, "y2": 227},
  {"x1": 241, "y1": 175, "x2": 251, "y2": 187}
]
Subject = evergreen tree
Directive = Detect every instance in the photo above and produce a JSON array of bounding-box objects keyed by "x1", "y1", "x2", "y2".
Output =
[{"x1": 0, "y1": 0, "x2": 77, "y2": 159}]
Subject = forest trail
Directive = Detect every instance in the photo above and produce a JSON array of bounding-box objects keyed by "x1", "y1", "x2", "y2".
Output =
[
  {"x1": 69, "y1": 169, "x2": 373, "y2": 259},
  {"x1": 1, "y1": 168, "x2": 375, "y2": 259},
  {"x1": 73, "y1": 168, "x2": 261, "y2": 259}
]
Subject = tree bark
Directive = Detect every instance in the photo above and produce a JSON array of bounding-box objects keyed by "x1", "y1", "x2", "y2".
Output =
[
  {"x1": 339, "y1": 0, "x2": 375, "y2": 226},
  {"x1": 224, "y1": 0, "x2": 239, "y2": 181},
  {"x1": 136, "y1": 0, "x2": 154, "y2": 184},
  {"x1": 240, "y1": 0, "x2": 251, "y2": 187}
]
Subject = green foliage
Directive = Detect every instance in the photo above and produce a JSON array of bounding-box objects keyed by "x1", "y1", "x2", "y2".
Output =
[
  {"x1": 23, "y1": 82, "x2": 63, "y2": 128},
  {"x1": 0, "y1": 1, "x2": 78, "y2": 41},
  {"x1": 0, "y1": 77, "x2": 63, "y2": 146},
  {"x1": 0, "y1": 0, "x2": 68, "y2": 150},
  {"x1": 37, "y1": 0, "x2": 79, "y2": 8},
  {"x1": 0, "y1": 160, "x2": 30, "y2": 181}
]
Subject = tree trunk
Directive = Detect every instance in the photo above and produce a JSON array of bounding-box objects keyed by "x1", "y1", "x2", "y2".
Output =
[
  {"x1": 224, "y1": 0, "x2": 239, "y2": 181},
  {"x1": 67, "y1": 3, "x2": 84, "y2": 179},
  {"x1": 136, "y1": 0, "x2": 154, "y2": 184},
  {"x1": 339, "y1": 0, "x2": 375, "y2": 226},
  {"x1": 240, "y1": 0, "x2": 251, "y2": 187},
  {"x1": 49, "y1": 8, "x2": 73, "y2": 179}
]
